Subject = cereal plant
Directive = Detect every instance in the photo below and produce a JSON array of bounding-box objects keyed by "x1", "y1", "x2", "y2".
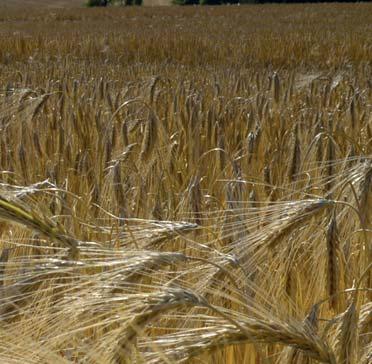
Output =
[{"x1": 0, "y1": 3, "x2": 371, "y2": 364}]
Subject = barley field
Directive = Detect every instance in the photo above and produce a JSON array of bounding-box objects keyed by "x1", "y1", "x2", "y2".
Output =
[{"x1": 0, "y1": 3, "x2": 371, "y2": 364}]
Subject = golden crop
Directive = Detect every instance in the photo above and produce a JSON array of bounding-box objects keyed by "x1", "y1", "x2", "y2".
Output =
[{"x1": 0, "y1": 3, "x2": 371, "y2": 363}]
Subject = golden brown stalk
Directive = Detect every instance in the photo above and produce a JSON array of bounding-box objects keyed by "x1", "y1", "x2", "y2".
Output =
[
  {"x1": 148, "y1": 76, "x2": 160, "y2": 105},
  {"x1": 31, "y1": 94, "x2": 50, "y2": 121},
  {"x1": 265, "y1": 199, "x2": 332, "y2": 249},
  {"x1": 152, "y1": 189, "x2": 163, "y2": 221},
  {"x1": 217, "y1": 122, "x2": 226, "y2": 172},
  {"x1": 0, "y1": 248, "x2": 9, "y2": 287},
  {"x1": 358, "y1": 302, "x2": 372, "y2": 335},
  {"x1": 324, "y1": 122, "x2": 335, "y2": 193},
  {"x1": 112, "y1": 161, "x2": 126, "y2": 217},
  {"x1": 360, "y1": 348, "x2": 372, "y2": 364},
  {"x1": 249, "y1": 188, "x2": 257, "y2": 208},
  {"x1": 104, "y1": 129, "x2": 113, "y2": 166},
  {"x1": 357, "y1": 161, "x2": 372, "y2": 295},
  {"x1": 189, "y1": 176, "x2": 202, "y2": 226},
  {"x1": 273, "y1": 72, "x2": 280, "y2": 104},
  {"x1": 326, "y1": 213, "x2": 339, "y2": 312},
  {"x1": 139, "y1": 111, "x2": 158, "y2": 163},
  {"x1": 58, "y1": 92, "x2": 65, "y2": 119},
  {"x1": 280, "y1": 304, "x2": 319, "y2": 363},
  {"x1": 114, "y1": 289, "x2": 205, "y2": 363},
  {"x1": 334, "y1": 301, "x2": 358, "y2": 364},
  {"x1": 0, "y1": 195, "x2": 79, "y2": 258},
  {"x1": 143, "y1": 221, "x2": 198, "y2": 248},
  {"x1": 264, "y1": 165, "x2": 271, "y2": 195},
  {"x1": 18, "y1": 143, "x2": 28, "y2": 182},
  {"x1": 289, "y1": 125, "x2": 301, "y2": 182},
  {"x1": 247, "y1": 131, "x2": 256, "y2": 163},
  {"x1": 121, "y1": 119, "x2": 129, "y2": 147},
  {"x1": 168, "y1": 140, "x2": 178, "y2": 177},
  {"x1": 32, "y1": 130, "x2": 43, "y2": 158},
  {"x1": 358, "y1": 161, "x2": 372, "y2": 225},
  {"x1": 149, "y1": 311, "x2": 336, "y2": 364},
  {"x1": 315, "y1": 114, "x2": 324, "y2": 163},
  {"x1": 349, "y1": 97, "x2": 357, "y2": 129}
]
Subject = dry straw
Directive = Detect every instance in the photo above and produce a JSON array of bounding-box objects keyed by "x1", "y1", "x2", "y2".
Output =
[
  {"x1": 0, "y1": 194, "x2": 79, "y2": 258},
  {"x1": 0, "y1": 5, "x2": 371, "y2": 363}
]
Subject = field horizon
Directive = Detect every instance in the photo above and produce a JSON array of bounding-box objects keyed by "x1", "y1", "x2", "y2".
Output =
[{"x1": 0, "y1": 0, "x2": 172, "y2": 8}]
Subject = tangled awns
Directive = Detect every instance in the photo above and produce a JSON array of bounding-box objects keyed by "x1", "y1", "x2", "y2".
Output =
[{"x1": 0, "y1": 2, "x2": 371, "y2": 364}]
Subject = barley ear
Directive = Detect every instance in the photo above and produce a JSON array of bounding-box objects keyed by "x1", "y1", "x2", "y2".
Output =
[
  {"x1": 326, "y1": 212, "x2": 339, "y2": 312},
  {"x1": 334, "y1": 301, "x2": 359, "y2": 364},
  {"x1": 273, "y1": 72, "x2": 280, "y2": 104},
  {"x1": 139, "y1": 111, "x2": 158, "y2": 163}
]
